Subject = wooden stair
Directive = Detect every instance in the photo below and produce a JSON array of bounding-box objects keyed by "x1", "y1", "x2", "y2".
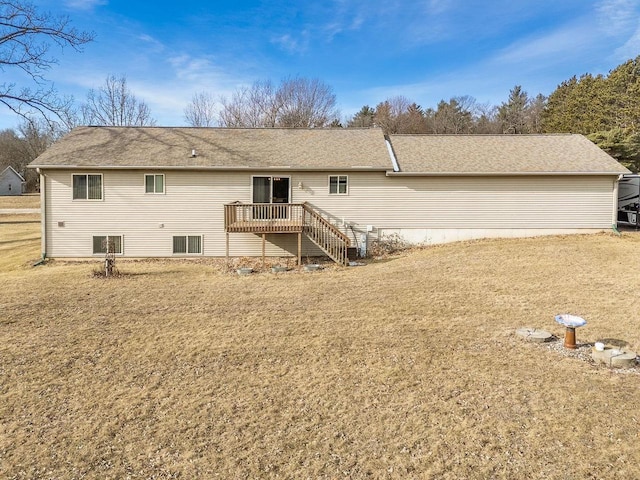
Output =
[{"x1": 302, "y1": 203, "x2": 351, "y2": 265}]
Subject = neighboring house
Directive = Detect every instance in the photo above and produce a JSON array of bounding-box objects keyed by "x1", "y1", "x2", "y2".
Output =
[
  {"x1": 28, "y1": 126, "x2": 629, "y2": 264},
  {"x1": 0, "y1": 165, "x2": 26, "y2": 196}
]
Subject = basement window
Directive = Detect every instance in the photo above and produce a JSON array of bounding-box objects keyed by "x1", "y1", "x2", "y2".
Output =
[
  {"x1": 92, "y1": 235, "x2": 123, "y2": 255},
  {"x1": 73, "y1": 174, "x2": 103, "y2": 200},
  {"x1": 145, "y1": 174, "x2": 165, "y2": 194},
  {"x1": 329, "y1": 175, "x2": 348, "y2": 195},
  {"x1": 173, "y1": 235, "x2": 202, "y2": 255}
]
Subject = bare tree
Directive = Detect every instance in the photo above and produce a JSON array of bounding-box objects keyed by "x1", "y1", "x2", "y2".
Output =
[
  {"x1": 81, "y1": 75, "x2": 156, "y2": 126},
  {"x1": 276, "y1": 77, "x2": 338, "y2": 127},
  {"x1": 527, "y1": 93, "x2": 547, "y2": 133},
  {"x1": 373, "y1": 96, "x2": 413, "y2": 134},
  {"x1": 184, "y1": 91, "x2": 217, "y2": 127},
  {"x1": 0, "y1": 118, "x2": 57, "y2": 190},
  {"x1": 219, "y1": 77, "x2": 338, "y2": 128},
  {"x1": 429, "y1": 97, "x2": 474, "y2": 134},
  {"x1": 0, "y1": 1, "x2": 93, "y2": 124},
  {"x1": 472, "y1": 103, "x2": 501, "y2": 134},
  {"x1": 219, "y1": 80, "x2": 280, "y2": 127}
]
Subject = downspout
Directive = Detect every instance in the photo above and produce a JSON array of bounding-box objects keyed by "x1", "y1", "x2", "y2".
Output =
[
  {"x1": 612, "y1": 174, "x2": 623, "y2": 235},
  {"x1": 38, "y1": 168, "x2": 47, "y2": 260}
]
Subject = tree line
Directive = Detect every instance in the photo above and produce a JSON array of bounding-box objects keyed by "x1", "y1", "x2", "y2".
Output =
[{"x1": 3, "y1": 0, "x2": 640, "y2": 191}]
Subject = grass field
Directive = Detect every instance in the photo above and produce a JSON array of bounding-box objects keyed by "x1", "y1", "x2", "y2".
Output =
[
  {"x1": 1, "y1": 201, "x2": 639, "y2": 479},
  {"x1": 0, "y1": 193, "x2": 40, "y2": 210}
]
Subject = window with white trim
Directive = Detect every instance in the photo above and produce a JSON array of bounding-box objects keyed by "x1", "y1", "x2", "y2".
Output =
[
  {"x1": 145, "y1": 174, "x2": 165, "y2": 194},
  {"x1": 92, "y1": 235, "x2": 123, "y2": 254},
  {"x1": 73, "y1": 174, "x2": 103, "y2": 200},
  {"x1": 173, "y1": 235, "x2": 202, "y2": 254},
  {"x1": 329, "y1": 175, "x2": 348, "y2": 195}
]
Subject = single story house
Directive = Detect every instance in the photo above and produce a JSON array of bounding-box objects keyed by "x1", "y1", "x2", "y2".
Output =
[
  {"x1": 0, "y1": 165, "x2": 26, "y2": 196},
  {"x1": 29, "y1": 126, "x2": 629, "y2": 264}
]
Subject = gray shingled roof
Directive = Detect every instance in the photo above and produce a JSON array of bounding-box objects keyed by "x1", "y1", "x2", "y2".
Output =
[
  {"x1": 30, "y1": 126, "x2": 391, "y2": 170},
  {"x1": 389, "y1": 134, "x2": 629, "y2": 175},
  {"x1": 31, "y1": 127, "x2": 628, "y2": 176}
]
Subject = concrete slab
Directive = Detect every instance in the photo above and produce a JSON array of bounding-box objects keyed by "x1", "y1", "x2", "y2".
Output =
[
  {"x1": 591, "y1": 346, "x2": 638, "y2": 368},
  {"x1": 516, "y1": 327, "x2": 553, "y2": 343}
]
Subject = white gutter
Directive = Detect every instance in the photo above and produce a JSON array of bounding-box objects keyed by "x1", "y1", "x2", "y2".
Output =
[
  {"x1": 385, "y1": 171, "x2": 627, "y2": 177},
  {"x1": 385, "y1": 138, "x2": 400, "y2": 172},
  {"x1": 28, "y1": 165, "x2": 389, "y2": 172}
]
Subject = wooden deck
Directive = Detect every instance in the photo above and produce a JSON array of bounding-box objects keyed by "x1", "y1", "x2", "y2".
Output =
[
  {"x1": 224, "y1": 203, "x2": 351, "y2": 265},
  {"x1": 225, "y1": 220, "x2": 303, "y2": 233},
  {"x1": 224, "y1": 203, "x2": 304, "y2": 233}
]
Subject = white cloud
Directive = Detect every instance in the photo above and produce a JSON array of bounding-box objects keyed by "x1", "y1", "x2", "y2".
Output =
[
  {"x1": 137, "y1": 34, "x2": 164, "y2": 52},
  {"x1": 596, "y1": 0, "x2": 640, "y2": 60},
  {"x1": 494, "y1": 23, "x2": 594, "y2": 66},
  {"x1": 596, "y1": 0, "x2": 637, "y2": 31},
  {"x1": 64, "y1": 0, "x2": 107, "y2": 10},
  {"x1": 167, "y1": 54, "x2": 228, "y2": 84},
  {"x1": 270, "y1": 32, "x2": 309, "y2": 54},
  {"x1": 426, "y1": 0, "x2": 454, "y2": 15},
  {"x1": 615, "y1": 25, "x2": 640, "y2": 60}
]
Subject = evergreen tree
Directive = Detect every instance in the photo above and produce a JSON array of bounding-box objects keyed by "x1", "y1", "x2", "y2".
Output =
[
  {"x1": 347, "y1": 106, "x2": 375, "y2": 128},
  {"x1": 543, "y1": 55, "x2": 640, "y2": 168},
  {"x1": 498, "y1": 85, "x2": 530, "y2": 134}
]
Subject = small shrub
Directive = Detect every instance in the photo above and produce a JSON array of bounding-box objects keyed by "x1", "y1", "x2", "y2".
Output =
[{"x1": 368, "y1": 233, "x2": 408, "y2": 257}]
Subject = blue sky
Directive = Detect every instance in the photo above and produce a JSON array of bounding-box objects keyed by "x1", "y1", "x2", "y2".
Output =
[{"x1": 2, "y1": 0, "x2": 640, "y2": 129}]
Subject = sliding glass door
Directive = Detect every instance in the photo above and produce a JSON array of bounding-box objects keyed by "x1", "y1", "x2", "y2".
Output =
[{"x1": 252, "y1": 176, "x2": 290, "y2": 219}]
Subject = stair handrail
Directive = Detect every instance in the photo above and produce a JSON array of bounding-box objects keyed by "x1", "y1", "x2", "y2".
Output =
[
  {"x1": 302, "y1": 203, "x2": 350, "y2": 265},
  {"x1": 302, "y1": 203, "x2": 351, "y2": 244}
]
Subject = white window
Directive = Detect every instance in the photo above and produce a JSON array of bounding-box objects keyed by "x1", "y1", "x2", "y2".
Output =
[
  {"x1": 92, "y1": 235, "x2": 123, "y2": 255},
  {"x1": 173, "y1": 235, "x2": 202, "y2": 254},
  {"x1": 329, "y1": 175, "x2": 348, "y2": 195},
  {"x1": 73, "y1": 174, "x2": 103, "y2": 200},
  {"x1": 145, "y1": 174, "x2": 164, "y2": 194}
]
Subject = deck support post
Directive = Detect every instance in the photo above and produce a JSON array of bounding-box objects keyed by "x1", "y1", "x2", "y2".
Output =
[
  {"x1": 225, "y1": 232, "x2": 229, "y2": 266},
  {"x1": 262, "y1": 233, "x2": 266, "y2": 267},
  {"x1": 297, "y1": 232, "x2": 302, "y2": 266}
]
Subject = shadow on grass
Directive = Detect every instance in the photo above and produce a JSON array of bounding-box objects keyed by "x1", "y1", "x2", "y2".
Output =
[
  {"x1": 599, "y1": 338, "x2": 629, "y2": 348},
  {"x1": 0, "y1": 220, "x2": 40, "y2": 225},
  {"x1": 89, "y1": 268, "x2": 190, "y2": 278},
  {"x1": 0, "y1": 236, "x2": 40, "y2": 245}
]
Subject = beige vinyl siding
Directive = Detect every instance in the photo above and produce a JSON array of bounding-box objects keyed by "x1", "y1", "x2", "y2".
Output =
[
  {"x1": 45, "y1": 170, "x2": 311, "y2": 258},
  {"x1": 294, "y1": 172, "x2": 615, "y2": 230},
  {"x1": 43, "y1": 169, "x2": 617, "y2": 258}
]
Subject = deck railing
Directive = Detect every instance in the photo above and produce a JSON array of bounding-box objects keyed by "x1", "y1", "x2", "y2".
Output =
[{"x1": 224, "y1": 203, "x2": 304, "y2": 233}]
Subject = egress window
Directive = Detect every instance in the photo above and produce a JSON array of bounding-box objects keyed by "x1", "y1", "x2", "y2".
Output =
[
  {"x1": 173, "y1": 235, "x2": 202, "y2": 254},
  {"x1": 145, "y1": 174, "x2": 164, "y2": 194},
  {"x1": 73, "y1": 174, "x2": 103, "y2": 200},
  {"x1": 329, "y1": 175, "x2": 348, "y2": 195},
  {"x1": 92, "y1": 235, "x2": 123, "y2": 254}
]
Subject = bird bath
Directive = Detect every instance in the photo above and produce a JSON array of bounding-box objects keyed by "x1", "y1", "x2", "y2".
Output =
[{"x1": 555, "y1": 314, "x2": 587, "y2": 349}]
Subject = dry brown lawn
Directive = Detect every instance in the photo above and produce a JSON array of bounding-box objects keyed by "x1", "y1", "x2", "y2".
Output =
[
  {"x1": 1, "y1": 214, "x2": 640, "y2": 479},
  {"x1": 0, "y1": 193, "x2": 40, "y2": 210},
  {"x1": 0, "y1": 214, "x2": 41, "y2": 272}
]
